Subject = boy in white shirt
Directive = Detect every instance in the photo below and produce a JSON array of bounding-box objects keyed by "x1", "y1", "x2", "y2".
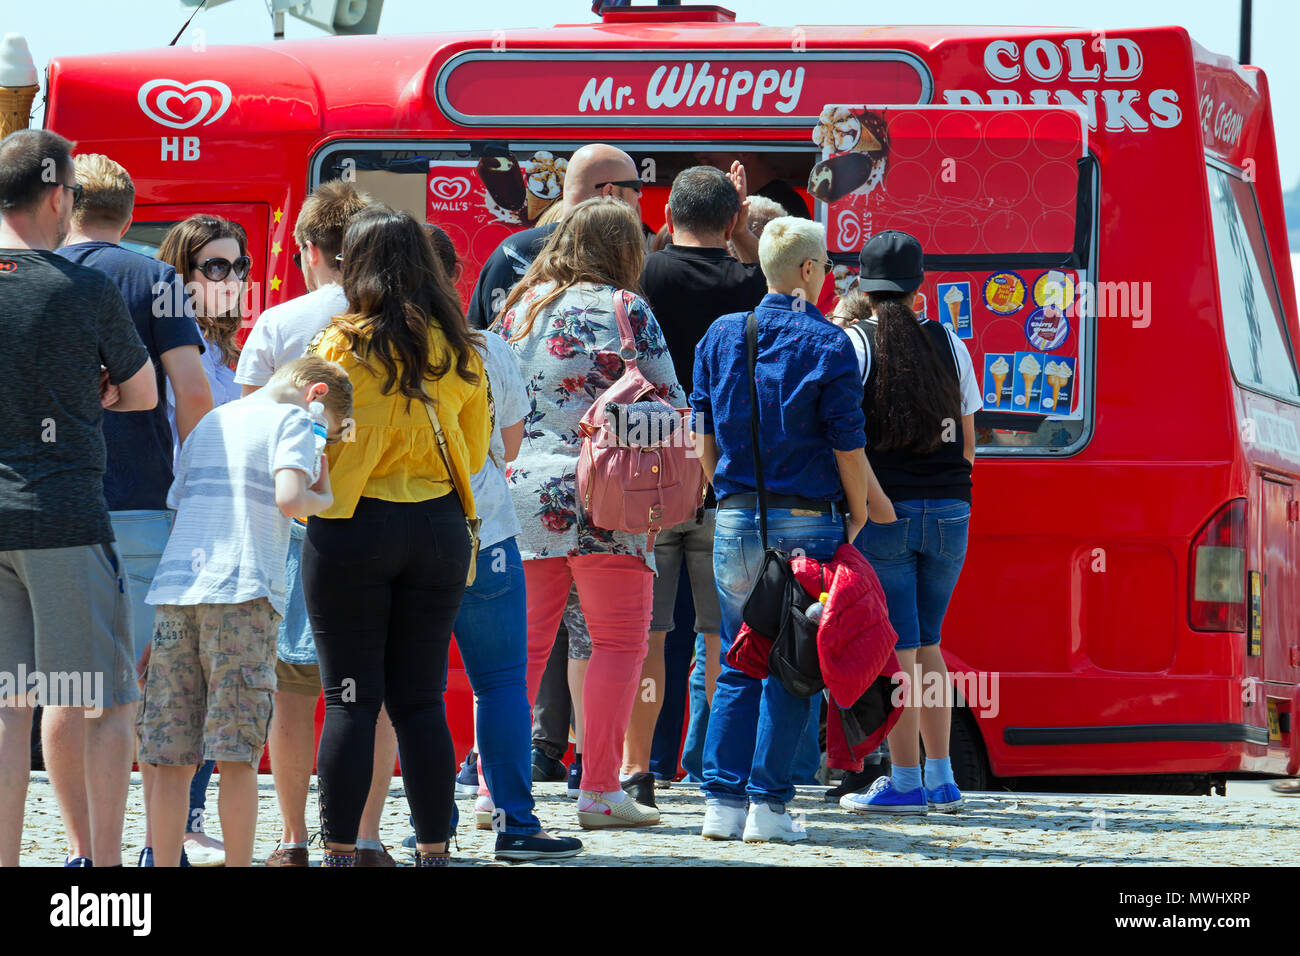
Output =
[{"x1": 138, "y1": 356, "x2": 352, "y2": 867}]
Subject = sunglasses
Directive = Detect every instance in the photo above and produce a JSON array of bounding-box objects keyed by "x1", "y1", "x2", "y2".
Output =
[
  {"x1": 59, "y1": 182, "x2": 83, "y2": 201},
  {"x1": 808, "y1": 258, "x2": 833, "y2": 275},
  {"x1": 595, "y1": 179, "x2": 644, "y2": 194},
  {"x1": 193, "y1": 255, "x2": 251, "y2": 282}
]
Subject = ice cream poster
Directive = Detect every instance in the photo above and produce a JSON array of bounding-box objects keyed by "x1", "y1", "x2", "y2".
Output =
[
  {"x1": 1011, "y1": 351, "x2": 1050, "y2": 411},
  {"x1": 983, "y1": 353, "x2": 1014, "y2": 410},
  {"x1": 426, "y1": 152, "x2": 568, "y2": 303},
  {"x1": 937, "y1": 281, "x2": 972, "y2": 339},
  {"x1": 1038, "y1": 356, "x2": 1076, "y2": 413}
]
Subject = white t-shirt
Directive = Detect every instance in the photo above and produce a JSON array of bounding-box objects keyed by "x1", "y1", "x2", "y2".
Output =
[
  {"x1": 847, "y1": 319, "x2": 983, "y2": 416},
  {"x1": 473, "y1": 332, "x2": 529, "y2": 549},
  {"x1": 234, "y1": 283, "x2": 349, "y2": 387},
  {"x1": 147, "y1": 399, "x2": 318, "y2": 616}
]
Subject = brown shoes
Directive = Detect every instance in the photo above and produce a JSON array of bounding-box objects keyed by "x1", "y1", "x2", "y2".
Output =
[
  {"x1": 354, "y1": 845, "x2": 397, "y2": 867},
  {"x1": 264, "y1": 844, "x2": 310, "y2": 867}
]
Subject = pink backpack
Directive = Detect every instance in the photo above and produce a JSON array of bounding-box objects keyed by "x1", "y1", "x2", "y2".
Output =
[{"x1": 576, "y1": 290, "x2": 707, "y2": 536}]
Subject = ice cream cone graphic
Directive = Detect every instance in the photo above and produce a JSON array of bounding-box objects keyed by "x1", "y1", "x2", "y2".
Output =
[
  {"x1": 944, "y1": 285, "x2": 964, "y2": 325},
  {"x1": 989, "y1": 356, "x2": 1010, "y2": 407},
  {"x1": 1043, "y1": 361, "x2": 1073, "y2": 410},
  {"x1": 525, "y1": 192, "x2": 553, "y2": 222},
  {"x1": 0, "y1": 35, "x2": 40, "y2": 141},
  {"x1": 1018, "y1": 354, "x2": 1041, "y2": 405}
]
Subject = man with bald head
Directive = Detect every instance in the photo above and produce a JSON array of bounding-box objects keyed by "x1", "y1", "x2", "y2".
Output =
[{"x1": 466, "y1": 143, "x2": 641, "y2": 330}]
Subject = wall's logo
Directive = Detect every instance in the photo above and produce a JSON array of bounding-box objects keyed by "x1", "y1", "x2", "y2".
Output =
[
  {"x1": 835, "y1": 208, "x2": 861, "y2": 251},
  {"x1": 137, "y1": 79, "x2": 232, "y2": 130},
  {"x1": 429, "y1": 176, "x2": 472, "y2": 201}
]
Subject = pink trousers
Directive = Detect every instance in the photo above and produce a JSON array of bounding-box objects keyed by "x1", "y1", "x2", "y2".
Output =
[{"x1": 524, "y1": 554, "x2": 653, "y2": 794}]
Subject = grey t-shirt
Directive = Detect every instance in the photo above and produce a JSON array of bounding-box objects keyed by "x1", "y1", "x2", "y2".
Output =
[{"x1": 0, "y1": 249, "x2": 149, "y2": 551}]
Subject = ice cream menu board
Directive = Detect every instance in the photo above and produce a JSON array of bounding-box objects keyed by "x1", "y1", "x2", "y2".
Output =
[
  {"x1": 812, "y1": 105, "x2": 1087, "y2": 420},
  {"x1": 427, "y1": 149, "x2": 569, "y2": 304}
]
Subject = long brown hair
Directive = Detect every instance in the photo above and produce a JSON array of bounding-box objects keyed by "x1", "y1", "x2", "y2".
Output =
[
  {"x1": 857, "y1": 290, "x2": 962, "y2": 454},
  {"x1": 157, "y1": 214, "x2": 247, "y2": 364},
  {"x1": 498, "y1": 196, "x2": 644, "y2": 342},
  {"x1": 157, "y1": 214, "x2": 245, "y2": 364},
  {"x1": 329, "y1": 205, "x2": 480, "y2": 404}
]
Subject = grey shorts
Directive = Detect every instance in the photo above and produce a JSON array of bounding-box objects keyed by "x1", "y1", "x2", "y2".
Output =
[
  {"x1": 0, "y1": 543, "x2": 139, "y2": 710},
  {"x1": 650, "y1": 510, "x2": 721, "y2": 634},
  {"x1": 562, "y1": 585, "x2": 592, "y2": 660}
]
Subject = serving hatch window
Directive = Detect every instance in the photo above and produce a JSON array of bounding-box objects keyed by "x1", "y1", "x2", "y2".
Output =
[
  {"x1": 812, "y1": 104, "x2": 1094, "y2": 455},
  {"x1": 309, "y1": 142, "x2": 818, "y2": 304},
  {"x1": 1206, "y1": 164, "x2": 1300, "y2": 402}
]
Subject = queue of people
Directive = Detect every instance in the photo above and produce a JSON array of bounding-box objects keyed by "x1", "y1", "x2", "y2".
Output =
[{"x1": 0, "y1": 127, "x2": 975, "y2": 866}]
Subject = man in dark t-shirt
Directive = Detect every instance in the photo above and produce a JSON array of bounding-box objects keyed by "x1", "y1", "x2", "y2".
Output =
[{"x1": 0, "y1": 129, "x2": 157, "y2": 868}]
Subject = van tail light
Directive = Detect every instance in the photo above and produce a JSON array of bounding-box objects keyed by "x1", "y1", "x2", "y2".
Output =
[{"x1": 1189, "y1": 499, "x2": 1247, "y2": 631}]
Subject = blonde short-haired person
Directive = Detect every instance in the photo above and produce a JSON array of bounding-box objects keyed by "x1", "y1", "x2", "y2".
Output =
[{"x1": 690, "y1": 216, "x2": 894, "y2": 844}]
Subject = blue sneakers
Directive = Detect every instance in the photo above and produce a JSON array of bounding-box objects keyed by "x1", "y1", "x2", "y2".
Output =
[
  {"x1": 839, "y1": 775, "x2": 929, "y2": 815},
  {"x1": 926, "y1": 782, "x2": 965, "y2": 812},
  {"x1": 64, "y1": 856, "x2": 92, "y2": 867},
  {"x1": 137, "y1": 847, "x2": 191, "y2": 867},
  {"x1": 566, "y1": 753, "x2": 583, "y2": 799},
  {"x1": 455, "y1": 750, "x2": 479, "y2": 797}
]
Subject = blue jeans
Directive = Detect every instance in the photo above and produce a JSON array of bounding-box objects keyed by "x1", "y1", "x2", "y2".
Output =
[
  {"x1": 109, "y1": 510, "x2": 173, "y2": 661},
  {"x1": 854, "y1": 499, "x2": 970, "y2": 649},
  {"x1": 702, "y1": 507, "x2": 845, "y2": 809},
  {"x1": 452, "y1": 537, "x2": 541, "y2": 835},
  {"x1": 188, "y1": 760, "x2": 215, "y2": 833},
  {"x1": 685, "y1": 634, "x2": 821, "y2": 784}
]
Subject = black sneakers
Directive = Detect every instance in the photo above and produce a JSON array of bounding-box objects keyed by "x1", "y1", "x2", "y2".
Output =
[
  {"x1": 494, "y1": 832, "x2": 584, "y2": 862},
  {"x1": 621, "y1": 772, "x2": 658, "y2": 809}
]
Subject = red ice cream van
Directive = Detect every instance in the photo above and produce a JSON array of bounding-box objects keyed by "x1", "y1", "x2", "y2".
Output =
[{"x1": 31, "y1": 3, "x2": 1300, "y2": 791}]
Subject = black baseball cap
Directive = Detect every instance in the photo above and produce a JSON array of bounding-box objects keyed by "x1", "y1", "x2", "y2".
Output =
[{"x1": 858, "y1": 230, "x2": 924, "y2": 294}]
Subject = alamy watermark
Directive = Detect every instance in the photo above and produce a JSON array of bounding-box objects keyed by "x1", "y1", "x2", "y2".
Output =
[{"x1": 0, "y1": 665, "x2": 106, "y2": 717}]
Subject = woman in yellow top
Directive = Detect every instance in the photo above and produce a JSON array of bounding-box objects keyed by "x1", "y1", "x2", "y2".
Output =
[{"x1": 301, "y1": 205, "x2": 489, "y2": 867}]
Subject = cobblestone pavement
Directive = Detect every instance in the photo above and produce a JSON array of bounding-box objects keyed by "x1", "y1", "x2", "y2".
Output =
[{"x1": 16, "y1": 773, "x2": 1300, "y2": 866}]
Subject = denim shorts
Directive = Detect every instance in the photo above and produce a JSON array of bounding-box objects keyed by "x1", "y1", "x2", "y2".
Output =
[
  {"x1": 276, "y1": 522, "x2": 316, "y2": 665},
  {"x1": 855, "y1": 498, "x2": 970, "y2": 650},
  {"x1": 110, "y1": 509, "x2": 174, "y2": 661}
]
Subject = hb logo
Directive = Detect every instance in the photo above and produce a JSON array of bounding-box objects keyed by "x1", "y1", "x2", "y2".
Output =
[{"x1": 137, "y1": 78, "x2": 232, "y2": 129}]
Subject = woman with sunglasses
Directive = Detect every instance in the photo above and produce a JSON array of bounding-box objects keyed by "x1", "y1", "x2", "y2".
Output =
[
  {"x1": 158, "y1": 214, "x2": 251, "y2": 417},
  {"x1": 152, "y1": 213, "x2": 251, "y2": 865}
]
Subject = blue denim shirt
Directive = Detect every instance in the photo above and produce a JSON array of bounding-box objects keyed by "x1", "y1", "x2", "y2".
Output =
[{"x1": 691, "y1": 293, "x2": 866, "y2": 501}]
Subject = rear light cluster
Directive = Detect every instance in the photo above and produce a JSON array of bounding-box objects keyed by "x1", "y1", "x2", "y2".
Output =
[{"x1": 1189, "y1": 499, "x2": 1247, "y2": 631}]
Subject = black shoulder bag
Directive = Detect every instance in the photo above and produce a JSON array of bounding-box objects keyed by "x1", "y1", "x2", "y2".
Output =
[{"x1": 739, "y1": 312, "x2": 826, "y2": 699}]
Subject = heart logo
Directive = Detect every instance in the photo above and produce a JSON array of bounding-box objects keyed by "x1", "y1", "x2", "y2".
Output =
[
  {"x1": 836, "y1": 209, "x2": 862, "y2": 251},
  {"x1": 429, "y1": 177, "x2": 472, "y2": 201},
  {"x1": 137, "y1": 79, "x2": 233, "y2": 130}
]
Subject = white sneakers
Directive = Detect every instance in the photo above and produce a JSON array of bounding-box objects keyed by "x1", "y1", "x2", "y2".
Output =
[
  {"x1": 742, "y1": 802, "x2": 808, "y2": 844},
  {"x1": 475, "y1": 794, "x2": 496, "y2": 831},
  {"x1": 701, "y1": 801, "x2": 807, "y2": 843},
  {"x1": 701, "y1": 801, "x2": 747, "y2": 840}
]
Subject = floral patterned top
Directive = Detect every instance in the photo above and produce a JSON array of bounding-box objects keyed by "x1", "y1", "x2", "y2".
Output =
[{"x1": 500, "y1": 281, "x2": 685, "y2": 570}]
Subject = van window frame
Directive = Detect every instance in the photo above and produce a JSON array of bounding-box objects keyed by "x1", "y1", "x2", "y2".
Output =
[
  {"x1": 308, "y1": 138, "x2": 1099, "y2": 459},
  {"x1": 1204, "y1": 153, "x2": 1300, "y2": 408}
]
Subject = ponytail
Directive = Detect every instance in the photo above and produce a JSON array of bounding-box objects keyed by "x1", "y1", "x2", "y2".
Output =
[{"x1": 868, "y1": 292, "x2": 962, "y2": 454}]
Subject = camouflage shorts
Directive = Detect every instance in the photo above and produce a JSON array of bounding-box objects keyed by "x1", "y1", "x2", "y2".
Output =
[
  {"x1": 137, "y1": 599, "x2": 281, "y2": 767},
  {"x1": 563, "y1": 585, "x2": 592, "y2": 660}
]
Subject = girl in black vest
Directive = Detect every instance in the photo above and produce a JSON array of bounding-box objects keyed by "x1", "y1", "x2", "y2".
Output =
[{"x1": 836, "y1": 231, "x2": 980, "y2": 816}]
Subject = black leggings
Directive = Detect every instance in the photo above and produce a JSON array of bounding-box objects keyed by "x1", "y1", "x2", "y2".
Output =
[{"x1": 302, "y1": 494, "x2": 470, "y2": 844}]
